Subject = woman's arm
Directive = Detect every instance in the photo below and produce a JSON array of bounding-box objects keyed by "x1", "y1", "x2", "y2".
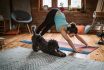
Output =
[
  {"x1": 75, "y1": 34, "x2": 88, "y2": 46},
  {"x1": 60, "y1": 27, "x2": 78, "y2": 52}
]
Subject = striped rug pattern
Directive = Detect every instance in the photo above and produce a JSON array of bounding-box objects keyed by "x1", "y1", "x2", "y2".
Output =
[{"x1": 0, "y1": 47, "x2": 103, "y2": 70}]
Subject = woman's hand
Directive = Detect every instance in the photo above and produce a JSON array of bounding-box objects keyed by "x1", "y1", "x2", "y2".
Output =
[
  {"x1": 73, "y1": 49, "x2": 80, "y2": 53},
  {"x1": 82, "y1": 45, "x2": 91, "y2": 48},
  {"x1": 85, "y1": 44, "x2": 88, "y2": 47},
  {"x1": 75, "y1": 35, "x2": 88, "y2": 47},
  {"x1": 84, "y1": 44, "x2": 91, "y2": 47},
  {"x1": 85, "y1": 45, "x2": 91, "y2": 47}
]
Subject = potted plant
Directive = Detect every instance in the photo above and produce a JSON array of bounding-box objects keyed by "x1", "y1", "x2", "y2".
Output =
[{"x1": 60, "y1": 2, "x2": 65, "y2": 12}]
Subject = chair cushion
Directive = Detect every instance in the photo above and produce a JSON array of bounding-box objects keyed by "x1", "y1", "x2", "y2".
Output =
[
  {"x1": 77, "y1": 25, "x2": 85, "y2": 34},
  {"x1": 13, "y1": 10, "x2": 30, "y2": 21},
  {"x1": 84, "y1": 25, "x2": 91, "y2": 33}
]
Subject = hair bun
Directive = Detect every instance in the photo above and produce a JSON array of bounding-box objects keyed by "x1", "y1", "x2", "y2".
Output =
[{"x1": 70, "y1": 22, "x2": 76, "y2": 28}]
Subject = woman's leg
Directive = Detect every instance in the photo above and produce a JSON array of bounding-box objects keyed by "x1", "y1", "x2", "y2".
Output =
[
  {"x1": 40, "y1": 24, "x2": 54, "y2": 36},
  {"x1": 36, "y1": 10, "x2": 54, "y2": 34},
  {"x1": 36, "y1": 9, "x2": 58, "y2": 35},
  {"x1": 36, "y1": 22, "x2": 47, "y2": 34}
]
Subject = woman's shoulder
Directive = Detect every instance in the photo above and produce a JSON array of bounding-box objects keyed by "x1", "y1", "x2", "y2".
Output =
[{"x1": 56, "y1": 11, "x2": 64, "y2": 15}]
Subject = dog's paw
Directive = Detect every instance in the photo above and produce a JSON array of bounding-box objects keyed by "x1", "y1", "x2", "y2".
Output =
[
  {"x1": 50, "y1": 50, "x2": 66, "y2": 57},
  {"x1": 32, "y1": 46, "x2": 40, "y2": 52},
  {"x1": 57, "y1": 51, "x2": 66, "y2": 57}
]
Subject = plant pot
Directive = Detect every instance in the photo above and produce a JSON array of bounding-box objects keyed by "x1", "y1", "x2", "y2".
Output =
[{"x1": 60, "y1": 7, "x2": 65, "y2": 12}]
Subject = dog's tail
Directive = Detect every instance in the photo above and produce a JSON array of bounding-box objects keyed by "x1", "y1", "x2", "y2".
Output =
[{"x1": 31, "y1": 25, "x2": 37, "y2": 35}]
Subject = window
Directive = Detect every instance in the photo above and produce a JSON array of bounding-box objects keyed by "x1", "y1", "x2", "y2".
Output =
[
  {"x1": 42, "y1": 0, "x2": 52, "y2": 7},
  {"x1": 71, "y1": 0, "x2": 82, "y2": 8},
  {"x1": 57, "y1": 0, "x2": 68, "y2": 7},
  {"x1": 41, "y1": 0, "x2": 82, "y2": 11}
]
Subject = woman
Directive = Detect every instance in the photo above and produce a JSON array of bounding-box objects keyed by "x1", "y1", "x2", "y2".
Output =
[{"x1": 36, "y1": 8, "x2": 88, "y2": 52}]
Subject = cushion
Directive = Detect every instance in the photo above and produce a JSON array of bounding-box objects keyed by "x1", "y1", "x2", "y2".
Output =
[
  {"x1": 84, "y1": 25, "x2": 91, "y2": 33},
  {"x1": 13, "y1": 10, "x2": 30, "y2": 21},
  {"x1": 77, "y1": 25, "x2": 85, "y2": 34}
]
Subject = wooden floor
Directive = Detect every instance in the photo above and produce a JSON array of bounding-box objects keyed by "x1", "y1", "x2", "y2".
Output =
[{"x1": 1, "y1": 33, "x2": 104, "y2": 62}]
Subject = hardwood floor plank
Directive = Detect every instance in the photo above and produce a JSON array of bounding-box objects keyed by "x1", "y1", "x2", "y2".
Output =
[{"x1": 1, "y1": 33, "x2": 104, "y2": 62}]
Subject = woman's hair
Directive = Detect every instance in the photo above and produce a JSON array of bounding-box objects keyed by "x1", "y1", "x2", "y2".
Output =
[{"x1": 67, "y1": 22, "x2": 78, "y2": 34}]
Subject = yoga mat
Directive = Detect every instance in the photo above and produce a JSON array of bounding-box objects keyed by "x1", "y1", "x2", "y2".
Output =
[
  {"x1": 20, "y1": 40, "x2": 32, "y2": 44},
  {"x1": 20, "y1": 40, "x2": 98, "y2": 54},
  {"x1": 59, "y1": 47, "x2": 98, "y2": 54}
]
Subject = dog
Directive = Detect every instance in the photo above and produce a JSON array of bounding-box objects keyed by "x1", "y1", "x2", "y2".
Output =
[{"x1": 31, "y1": 25, "x2": 66, "y2": 57}]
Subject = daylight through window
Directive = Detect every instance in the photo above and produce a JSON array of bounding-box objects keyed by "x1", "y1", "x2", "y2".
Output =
[{"x1": 43, "y1": 0, "x2": 52, "y2": 7}]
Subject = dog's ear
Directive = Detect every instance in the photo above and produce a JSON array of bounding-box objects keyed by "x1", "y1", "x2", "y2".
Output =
[
  {"x1": 31, "y1": 25, "x2": 37, "y2": 35},
  {"x1": 48, "y1": 40, "x2": 59, "y2": 49}
]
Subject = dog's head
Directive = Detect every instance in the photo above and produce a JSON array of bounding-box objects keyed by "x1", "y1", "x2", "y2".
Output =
[
  {"x1": 31, "y1": 25, "x2": 37, "y2": 35},
  {"x1": 47, "y1": 40, "x2": 59, "y2": 50},
  {"x1": 31, "y1": 25, "x2": 43, "y2": 42}
]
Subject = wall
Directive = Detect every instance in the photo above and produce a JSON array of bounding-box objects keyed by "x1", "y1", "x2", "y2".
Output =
[
  {"x1": 0, "y1": 0, "x2": 11, "y2": 32},
  {"x1": 12, "y1": 0, "x2": 31, "y2": 14},
  {"x1": 0, "y1": 0, "x2": 11, "y2": 19},
  {"x1": 31, "y1": 0, "x2": 98, "y2": 26}
]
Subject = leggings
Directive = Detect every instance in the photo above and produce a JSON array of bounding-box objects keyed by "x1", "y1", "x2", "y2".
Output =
[
  {"x1": 36, "y1": 21, "x2": 55, "y2": 36},
  {"x1": 36, "y1": 9, "x2": 58, "y2": 36}
]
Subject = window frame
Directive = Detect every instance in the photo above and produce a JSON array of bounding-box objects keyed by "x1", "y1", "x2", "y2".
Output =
[
  {"x1": 70, "y1": 0, "x2": 82, "y2": 10},
  {"x1": 57, "y1": 0, "x2": 69, "y2": 8},
  {"x1": 40, "y1": 0, "x2": 83, "y2": 11},
  {"x1": 42, "y1": 0, "x2": 52, "y2": 7}
]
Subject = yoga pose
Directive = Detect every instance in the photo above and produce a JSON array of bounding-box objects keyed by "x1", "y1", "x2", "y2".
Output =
[
  {"x1": 32, "y1": 26, "x2": 66, "y2": 57},
  {"x1": 36, "y1": 8, "x2": 88, "y2": 52}
]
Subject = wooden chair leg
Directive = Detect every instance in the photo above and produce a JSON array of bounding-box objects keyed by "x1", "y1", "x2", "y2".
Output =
[
  {"x1": 26, "y1": 24, "x2": 31, "y2": 34},
  {"x1": 17, "y1": 24, "x2": 20, "y2": 34}
]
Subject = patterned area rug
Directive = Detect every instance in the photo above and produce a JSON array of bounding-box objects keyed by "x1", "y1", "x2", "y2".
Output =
[
  {"x1": 20, "y1": 40, "x2": 98, "y2": 54},
  {"x1": 0, "y1": 47, "x2": 104, "y2": 70}
]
